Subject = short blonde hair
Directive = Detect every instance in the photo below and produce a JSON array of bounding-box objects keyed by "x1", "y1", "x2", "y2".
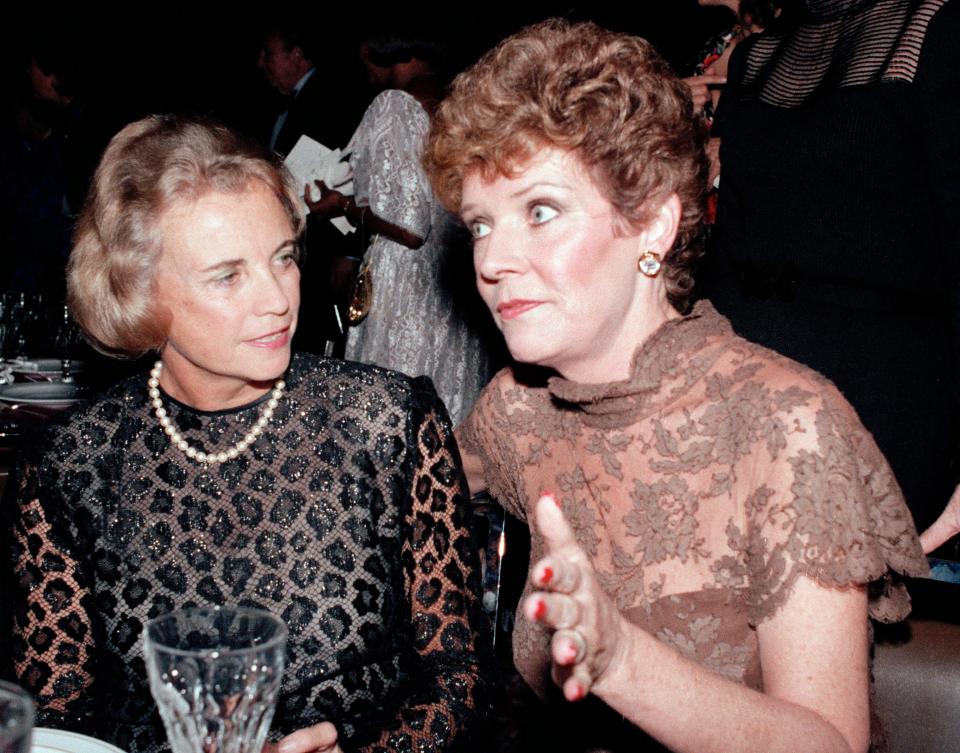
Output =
[
  {"x1": 68, "y1": 115, "x2": 303, "y2": 358},
  {"x1": 424, "y1": 19, "x2": 708, "y2": 311}
]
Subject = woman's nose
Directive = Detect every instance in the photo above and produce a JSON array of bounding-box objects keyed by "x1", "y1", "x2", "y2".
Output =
[
  {"x1": 475, "y1": 225, "x2": 525, "y2": 282},
  {"x1": 253, "y1": 269, "x2": 293, "y2": 316}
]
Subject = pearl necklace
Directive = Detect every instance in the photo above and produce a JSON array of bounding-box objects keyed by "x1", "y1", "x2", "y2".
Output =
[{"x1": 148, "y1": 361, "x2": 285, "y2": 464}]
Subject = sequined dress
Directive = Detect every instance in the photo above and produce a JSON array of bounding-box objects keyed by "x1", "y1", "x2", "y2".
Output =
[
  {"x1": 6, "y1": 354, "x2": 486, "y2": 753},
  {"x1": 457, "y1": 302, "x2": 927, "y2": 753},
  {"x1": 344, "y1": 89, "x2": 494, "y2": 425}
]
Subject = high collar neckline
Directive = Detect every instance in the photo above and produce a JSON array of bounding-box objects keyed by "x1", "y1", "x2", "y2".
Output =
[{"x1": 546, "y1": 300, "x2": 733, "y2": 427}]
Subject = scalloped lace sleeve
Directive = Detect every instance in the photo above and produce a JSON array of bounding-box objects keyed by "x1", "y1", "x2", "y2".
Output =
[
  {"x1": 455, "y1": 372, "x2": 533, "y2": 522},
  {"x1": 743, "y1": 388, "x2": 929, "y2": 625}
]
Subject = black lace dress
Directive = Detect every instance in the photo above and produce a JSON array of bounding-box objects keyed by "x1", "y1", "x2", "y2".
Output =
[{"x1": 5, "y1": 353, "x2": 487, "y2": 753}]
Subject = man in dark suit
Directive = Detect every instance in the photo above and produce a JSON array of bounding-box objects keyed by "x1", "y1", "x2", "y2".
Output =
[
  {"x1": 258, "y1": 24, "x2": 363, "y2": 157},
  {"x1": 257, "y1": 23, "x2": 367, "y2": 355},
  {"x1": 260, "y1": 27, "x2": 318, "y2": 157}
]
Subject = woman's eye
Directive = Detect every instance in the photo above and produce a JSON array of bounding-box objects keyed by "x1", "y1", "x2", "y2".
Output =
[
  {"x1": 277, "y1": 252, "x2": 297, "y2": 267},
  {"x1": 531, "y1": 204, "x2": 559, "y2": 225},
  {"x1": 214, "y1": 272, "x2": 238, "y2": 286},
  {"x1": 469, "y1": 220, "x2": 491, "y2": 239}
]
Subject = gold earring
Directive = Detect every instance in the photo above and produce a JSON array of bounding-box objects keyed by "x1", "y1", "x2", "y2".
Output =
[{"x1": 638, "y1": 251, "x2": 662, "y2": 278}]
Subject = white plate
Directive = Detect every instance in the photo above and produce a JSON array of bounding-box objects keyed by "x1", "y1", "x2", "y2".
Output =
[
  {"x1": 6, "y1": 359, "x2": 86, "y2": 376},
  {"x1": 31, "y1": 728, "x2": 127, "y2": 753},
  {"x1": 0, "y1": 383, "x2": 82, "y2": 408}
]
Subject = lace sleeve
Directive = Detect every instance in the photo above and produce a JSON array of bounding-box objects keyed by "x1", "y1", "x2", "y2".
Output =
[
  {"x1": 6, "y1": 446, "x2": 96, "y2": 728},
  {"x1": 455, "y1": 371, "x2": 528, "y2": 522},
  {"x1": 348, "y1": 89, "x2": 432, "y2": 240},
  {"x1": 356, "y1": 377, "x2": 489, "y2": 753},
  {"x1": 743, "y1": 387, "x2": 929, "y2": 625}
]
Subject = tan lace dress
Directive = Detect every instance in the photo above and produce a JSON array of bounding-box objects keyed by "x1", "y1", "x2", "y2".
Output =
[{"x1": 457, "y1": 301, "x2": 928, "y2": 752}]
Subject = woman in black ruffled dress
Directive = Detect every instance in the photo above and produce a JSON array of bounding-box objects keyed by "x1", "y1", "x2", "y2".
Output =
[{"x1": 705, "y1": 0, "x2": 960, "y2": 537}]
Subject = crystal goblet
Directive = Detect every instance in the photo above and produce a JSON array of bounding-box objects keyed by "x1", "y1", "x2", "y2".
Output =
[
  {"x1": 144, "y1": 606, "x2": 287, "y2": 753},
  {"x1": 0, "y1": 682, "x2": 33, "y2": 753}
]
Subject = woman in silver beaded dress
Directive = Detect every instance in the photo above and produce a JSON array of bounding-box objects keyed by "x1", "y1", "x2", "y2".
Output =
[
  {"x1": 4, "y1": 115, "x2": 487, "y2": 753},
  {"x1": 305, "y1": 33, "x2": 495, "y2": 425}
]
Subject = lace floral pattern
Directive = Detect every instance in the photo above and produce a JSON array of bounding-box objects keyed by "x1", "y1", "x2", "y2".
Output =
[
  {"x1": 6, "y1": 354, "x2": 487, "y2": 753},
  {"x1": 457, "y1": 301, "x2": 927, "y2": 722},
  {"x1": 345, "y1": 89, "x2": 494, "y2": 424}
]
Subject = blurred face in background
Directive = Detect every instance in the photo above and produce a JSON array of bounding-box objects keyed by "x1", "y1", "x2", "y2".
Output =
[
  {"x1": 359, "y1": 42, "x2": 392, "y2": 87},
  {"x1": 29, "y1": 58, "x2": 62, "y2": 102},
  {"x1": 258, "y1": 33, "x2": 306, "y2": 95}
]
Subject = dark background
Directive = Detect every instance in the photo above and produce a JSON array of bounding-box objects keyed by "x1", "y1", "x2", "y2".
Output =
[{"x1": 2, "y1": 1, "x2": 733, "y2": 145}]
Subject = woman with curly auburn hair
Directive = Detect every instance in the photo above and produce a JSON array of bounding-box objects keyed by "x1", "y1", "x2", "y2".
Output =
[{"x1": 424, "y1": 18, "x2": 925, "y2": 753}]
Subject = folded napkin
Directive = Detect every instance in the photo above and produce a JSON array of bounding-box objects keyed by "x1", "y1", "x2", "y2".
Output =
[{"x1": 285, "y1": 136, "x2": 354, "y2": 235}]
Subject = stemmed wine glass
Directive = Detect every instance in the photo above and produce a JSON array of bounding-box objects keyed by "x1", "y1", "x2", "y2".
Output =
[
  {"x1": 0, "y1": 682, "x2": 33, "y2": 753},
  {"x1": 54, "y1": 305, "x2": 82, "y2": 383},
  {"x1": 143, "y1": 606, "x2": 287, "y2": 753},
  {"x1": 1, "y1": 293, "x2": 28, "y2": 363},
  {"x1": 12, "y1": 293, "x2": 49, "y2": 360}
]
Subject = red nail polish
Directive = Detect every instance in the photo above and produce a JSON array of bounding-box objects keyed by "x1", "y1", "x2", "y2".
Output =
[
  {"x1": 568, "y1": 683, "x2": 584, "y2": 702},
  {"x1": 565, "y1": 643, "x2": 578, "y2": 663},
  {"x1": 541, "y1": 566, "x2": 554, "y2": 586},
  {"x1": 542, "y1": 490, "x2": 559, "y2": 507},
  {"x1": 533, "y1": 599, "x2": 547, "y2": 621}
]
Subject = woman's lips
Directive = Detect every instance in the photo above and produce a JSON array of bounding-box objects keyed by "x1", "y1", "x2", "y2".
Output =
[
  {"x1": 246, "y1": 327, "x2": 291, "y2": 348},
  {"x1": 497, "y1": 300, "x2": 543, "y2": 320}
]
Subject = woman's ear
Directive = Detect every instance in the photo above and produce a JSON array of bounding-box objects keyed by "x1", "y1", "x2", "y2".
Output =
[{"x1": 638, "y1": 193, "x2": 682, "y2": 255}]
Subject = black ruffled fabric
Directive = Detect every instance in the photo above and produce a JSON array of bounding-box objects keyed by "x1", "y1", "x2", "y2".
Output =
[{"x1": 736, "y1": 0, "x2": 946, "y2": 107}]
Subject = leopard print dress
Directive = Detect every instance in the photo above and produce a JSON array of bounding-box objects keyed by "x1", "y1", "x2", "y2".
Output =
[{"x1": 6, "y1": 353, "x2": 487, "y2": 753}]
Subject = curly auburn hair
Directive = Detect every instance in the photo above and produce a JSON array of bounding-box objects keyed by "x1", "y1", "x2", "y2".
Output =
[
  {"x1": 423, "y1": 19, "x2": 709, "y2": 312},
  {"x1": 68, "y1": 115, "x2": 302, "y2": 359}
]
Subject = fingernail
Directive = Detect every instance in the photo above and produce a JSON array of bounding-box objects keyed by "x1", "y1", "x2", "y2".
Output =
[
  {"x1": 533, "y1": 598, "x2": 547, "y2": 621},
  {"x1": 568, "y1": 683, "x2": 585, "y2": 702},
  {"x1": 540, "y1": 566, "x2": 553, "y2": 586},
  {"x1": 542, "y1": 491, "x2": 559, "y2": 507},
  {"x1": 565, "y1": 642, "x2": 578, "y2": 663}
]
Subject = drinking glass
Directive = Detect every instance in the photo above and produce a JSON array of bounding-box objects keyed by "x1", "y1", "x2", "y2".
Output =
[
  {"x1": 0, "y1": 682, "x2": 33, "y2": 753},
  {"x1": 143, "y1": 607, "x2": 287, "y2": 753},
  {"x1": 54, "y1": 305, "x2": 82, "y2": 383}
]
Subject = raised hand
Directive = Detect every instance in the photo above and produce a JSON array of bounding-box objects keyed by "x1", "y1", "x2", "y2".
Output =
[
  {"x1": 304, "y1": 180, "x2": 347, "y2": 219},
  {"x1": 523, "y1": 493, "x2": 627, "y2": 702},
  {"x1": 679, "y1": 74, "x2": 727, "y2": 115}
]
